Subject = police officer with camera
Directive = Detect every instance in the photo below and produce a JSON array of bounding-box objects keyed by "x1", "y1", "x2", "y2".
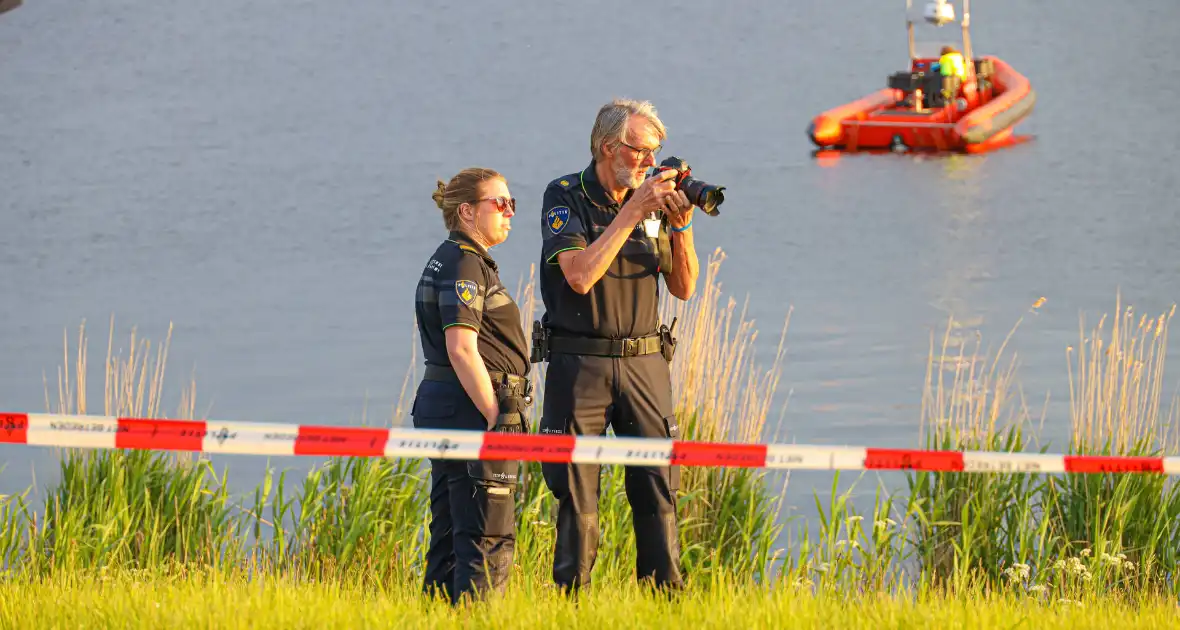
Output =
[
  {"x1": 413, "y1": 167, "x2": 531, "y2": 605},
  {"x1": 534, "y1": 99, "x2": 701, "y2": 592}
]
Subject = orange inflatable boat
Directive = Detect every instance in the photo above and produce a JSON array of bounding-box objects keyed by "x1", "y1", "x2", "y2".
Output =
[{"x1": 808, "y1": 0, "x2": 1035, "y2": 154}]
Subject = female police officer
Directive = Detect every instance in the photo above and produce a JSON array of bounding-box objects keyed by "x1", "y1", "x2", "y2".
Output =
[{"x1": 413, "y1": 167, "x2": 530, "y2": 604}]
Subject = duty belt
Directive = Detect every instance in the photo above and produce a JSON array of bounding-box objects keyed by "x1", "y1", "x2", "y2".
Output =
[
  {"x1": 422, "y1": 363, "x2": 533, "y2": 431},
  {"x1": 423, "y1": 364, "x2": 530, "y2": 392},
  {"x1": 547, "y1": 334, "x2": 663, "y2": 358}
]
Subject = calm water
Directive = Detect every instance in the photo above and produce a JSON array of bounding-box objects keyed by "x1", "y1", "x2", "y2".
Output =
[{"x1": 3, "y1": 0, "x2": 1180, "y2": 517}]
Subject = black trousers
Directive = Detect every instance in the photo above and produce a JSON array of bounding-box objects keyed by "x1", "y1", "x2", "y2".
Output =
[
  {"x1": 539, "y1": 352, "x2": 683, "y2": 591},
  {"x1": 411, "y1": 378, "x2": 520, "y2": 605}
]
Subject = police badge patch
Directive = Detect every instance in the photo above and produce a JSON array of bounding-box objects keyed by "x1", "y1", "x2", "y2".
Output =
[
  {"x1": 547, "y1": 206, "x2": 570, "y2": 235},
  {"x1": 455, "y1": 280, "x2": 479, "y2": 306}
]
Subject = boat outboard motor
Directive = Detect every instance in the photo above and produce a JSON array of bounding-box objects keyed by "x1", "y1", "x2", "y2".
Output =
[{"x1": 924, "y1": 0, "x2": 955, "y2": 26}]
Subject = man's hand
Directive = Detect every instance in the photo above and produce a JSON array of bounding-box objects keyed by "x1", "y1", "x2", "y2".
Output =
[
  {"x1": 557, "y1": 168, "x2": 686, "y2": 295},
  {"x1": 620, "y1": 168, "x2": 678, "y2": 223},
  {"x1": 661, "y1": 189, "x2": 693, "y2": 230}
]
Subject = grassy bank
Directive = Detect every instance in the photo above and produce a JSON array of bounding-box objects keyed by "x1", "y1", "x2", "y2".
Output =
[
  {"x1": 3, "y1": 250, "x2": 1180, "y2": 620},
  {"x1": 2, "y1": 573, "x2": 1177, "y2": 629}
]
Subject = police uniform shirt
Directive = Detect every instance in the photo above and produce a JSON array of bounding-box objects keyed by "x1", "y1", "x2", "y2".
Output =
[
  {"x1": 540, "y1": 161, "x2": 669, "y2": 340},
  {"x1": 416, "y1": 231, "x2": 529, "y2": 377}
]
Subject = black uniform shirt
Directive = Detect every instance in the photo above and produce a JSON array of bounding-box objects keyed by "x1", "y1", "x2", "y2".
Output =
[
  {"x1": 415, "y1": 231, "x2": 529, "y2": 377},
  {"x1": 539, "y1": 160, "x2": 669, "y2": 339}
]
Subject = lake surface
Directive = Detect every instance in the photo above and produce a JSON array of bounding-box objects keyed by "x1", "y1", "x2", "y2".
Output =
[{"x1": 3, "y1": 0, "x2": 1180, "y2": 520}]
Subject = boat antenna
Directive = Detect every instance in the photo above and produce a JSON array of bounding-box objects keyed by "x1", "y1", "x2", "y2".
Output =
[
  {"x1": 961, "y1": 0, "x2": 976, "y2": 81},
  {"x1": 906, "y1": 0, "x2": 916, "y2": 60}
]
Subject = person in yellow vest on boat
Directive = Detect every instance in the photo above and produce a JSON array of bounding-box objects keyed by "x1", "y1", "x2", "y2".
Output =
[
  {"x1": 935, "y1": 45, "x2": 967, "y2": 106},
  {"x1": 938, "y1": 46, "x2": 966, "y2": 80}
]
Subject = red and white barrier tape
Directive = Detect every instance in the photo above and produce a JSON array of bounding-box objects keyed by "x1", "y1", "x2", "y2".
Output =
[{"x1": 1, "y1": 412, "x2": 1177, "y2": 474}]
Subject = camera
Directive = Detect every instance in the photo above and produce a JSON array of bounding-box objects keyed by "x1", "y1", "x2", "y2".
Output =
[{"x1": 651, "y1": 156, "x2": 726, "y2": 216}]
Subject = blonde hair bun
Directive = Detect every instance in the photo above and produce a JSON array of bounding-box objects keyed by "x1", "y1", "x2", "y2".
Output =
[{"x1": 432, "y1": 179, "x2": 448, "y2": 211}]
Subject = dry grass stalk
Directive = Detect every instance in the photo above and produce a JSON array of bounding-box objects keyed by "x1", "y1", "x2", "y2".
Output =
[
  {"x1": 662, "y1": 248, "x2": 790, "y2": 444},
  {"x1": 1067, "y1": 296, "x2": 1178, "y2": 455}
]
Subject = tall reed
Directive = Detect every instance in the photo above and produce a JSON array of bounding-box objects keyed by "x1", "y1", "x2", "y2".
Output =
[
  {"x1": 907, "y1": 308, "x2": 1046, "y2": 592},
  {"x1": 6, "y1": 250, "x2": 788, "y2": 589},
  {"x1": 22, "y1": 319, "x2": 240, "y2": 576},
  {"x1": 900, "y1": 297, "x2": 1180, "y2": 598},
  {"x1": 1044, "y1": 299, "x2": 1180, "y2": 595},
  {"x1": 661, "y1": 248, "x2": 790, "y2": 581}
]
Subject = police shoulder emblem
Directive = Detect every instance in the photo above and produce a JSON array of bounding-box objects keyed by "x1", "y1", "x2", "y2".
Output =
[
  {"x1": 547, "y1": 206, "x2": 570, "y2": 234},
  {"x1": 455, "y1": 280, "x2": 478, "y2": 306}
]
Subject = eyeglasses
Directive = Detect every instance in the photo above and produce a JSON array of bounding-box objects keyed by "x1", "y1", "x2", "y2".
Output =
[
  {"x1": 620, "y1": 141, "x2": 662, "y2": 161},
  {"x1": 475, "y1": 196, "x2": 516, "y2": 213}
]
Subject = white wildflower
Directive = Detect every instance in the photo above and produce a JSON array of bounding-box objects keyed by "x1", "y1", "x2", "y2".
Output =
[
  {"x1": 846, "y1": 516, "x2": 864, "y2": 524},
  {"x1": 1116, "y1": 552, "x2": 1127, "y2": 560},
  {"x1": 1028, "y1": 585, "x2": 1047, "y2": 595},
  {"x1": 816, "y1": 562, "x2": 830, "y2": 574},
  {"x1": 1003, "y1": 563, "x2": 1031, "y2": 583},
  {"x1": 1052, "y1": 559, "x2": 1066, "y2": 571},
  {"x1": 1123, "y1": 560, "x2": 1136, "y2": 571},
  {"x1": 1080, "y1": 548, "x2": 1092, "y2": 558}
]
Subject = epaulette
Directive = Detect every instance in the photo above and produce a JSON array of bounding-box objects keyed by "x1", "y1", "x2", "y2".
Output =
[
  {"x1": 548, "y1": 173, "x2": 578, "y2": 190},
  {"x1": 458, "y1": 244, "x2": 481, "y2": 255}
]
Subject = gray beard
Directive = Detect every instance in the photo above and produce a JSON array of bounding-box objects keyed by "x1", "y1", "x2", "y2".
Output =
[{"x1": 613, "y1": 161, "x2": 646, "y2": 191}]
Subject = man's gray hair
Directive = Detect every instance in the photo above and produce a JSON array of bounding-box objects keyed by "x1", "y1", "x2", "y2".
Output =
[{"x1": 589, "y1": 99, "x2": 667, "y2": 161}]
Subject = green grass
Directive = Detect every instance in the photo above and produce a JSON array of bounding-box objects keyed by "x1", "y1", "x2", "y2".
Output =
[
  {"x1": 3, "y1": 252, "x2": 1180, "y2": 622},
  {"x1": 1, "y1": 572, "x2": 1176, "y2": 629}
]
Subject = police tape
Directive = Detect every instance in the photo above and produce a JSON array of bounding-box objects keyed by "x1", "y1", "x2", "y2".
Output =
[{"x1": 1, "y1": 411, "x2": 1177, "y2": 474}]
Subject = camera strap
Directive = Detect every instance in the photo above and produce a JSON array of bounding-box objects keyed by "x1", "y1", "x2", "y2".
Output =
[{"x1": 656, "y1": 217, "x2": 673, "y2": 273}]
